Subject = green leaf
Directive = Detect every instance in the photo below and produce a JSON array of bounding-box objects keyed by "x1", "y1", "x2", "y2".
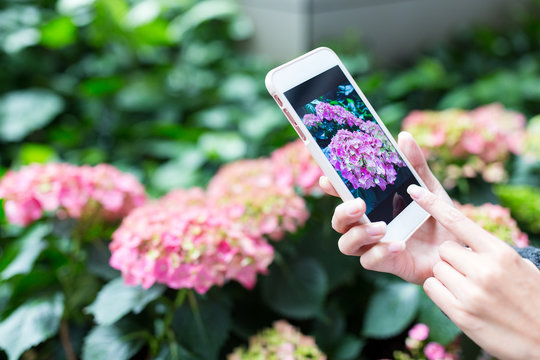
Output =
[
  {"x1": 40, "y1": 16, "x2": 77, "y2": 48},
  {"x1": 495, "y1": 184, "x2": 540, "y2": 234},
  {"x1": 386, "y1": 58, "x2": 451, "y2": 99},
  {"x1": 261, "y1": 257, "x2": 328, "y2": 319},
  {"x1": 80, "y1": 77, "x2": 124, "y2": 97},
  {"x1": 168, "y1": 0, "x2": 238, "y2": 41},
  {"x1": 0, "y1": 283, "x2": 12, "y2": 316},
  {"x1": 437, "y1": 86, "x2": 473, "y2": 110},
  {"x1": 238, "y1": 102, "x2": 285, "y2": 140},
  {"x1": 133, "y1": 19, "x2": 172, "y2": 46},
  {"x1": 198, "y1": 132, "x2": 246, "y2": 161},
  {"x1": 417, "y1": 292, "x2": 461, "y2": 345},
  {"x1": 219, "y1": 74, "x2": 258, "y2": 102},
  {"x1": 85, "y1": 277, "x2": 165, "y2": 326},
  {"x1": 0, "y1": 89, "x2": 64, "y2": 142},
  {"x1": 172, "y1": 294, "x2": 231, "y2": 360},
  {"x1": 151, "y1": 147, "x2": 206, "y2": 192},
  {"x1": 115, "y1": 75, "x2": 164, "y2": 111},
  {"x1": 313, "y1": 304, "x2": 347, "y2": 351},
  {"x1": 154, "y1": 342, "x2": 198, "y2": 360},
  {"x1": 18, "y1": 143, "x2": 58, "y2": 164},
  {"x1": 333, "y1": 335, "x2": 365, "y2": 360},
  {"x1": 1, "y1": 223, "x2": 51, "y2": 280},
  {"x1": 377, "y1": 102, "x2": 407, "y2": 135},
  {"x1": 63, "y1": 273, "x2": 102, "y2": 322},
  {"x1": 362, "y1": 281, "x2": 420, "y2": 339},
  {"x1": 82, "y1": 322, "x2": 145, "y2": 360},
  {"x1": 0, "y1": 293, "x2": 64, "y2": 360}
]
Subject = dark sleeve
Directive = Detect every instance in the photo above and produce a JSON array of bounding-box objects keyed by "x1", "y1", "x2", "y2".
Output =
[{"x1": 515, "y1": 247, "x2": 540, "y2": 270}]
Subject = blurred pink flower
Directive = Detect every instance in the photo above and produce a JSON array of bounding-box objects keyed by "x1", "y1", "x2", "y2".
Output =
[
  {"x1": 456, "y1": 202, "x2": 529, "y2": 247},
  {"x1": 110, "y1": 188, "x2": 274, "y2": 293},
  {"x1": 207, "y1": 159, "x2": 309, "y2": 241},
  {"x1": 402, "y1": 104, "x2": 527, "y2": 188},
  {"x1": 228, "y1": 320, "x2": 326, "y2": 360},
  {"x1": 0, "y1": 163, "x2": 146, "y2": 226},
  {"x1": 271, "y1": 140, "x2": 323, "y2": 196},
  {"x1": 408, "y1": 323, "x2": 429, "y2": 341},
  {"x1": 424, "y1": 342, "x2": 447, "y2": 360}
]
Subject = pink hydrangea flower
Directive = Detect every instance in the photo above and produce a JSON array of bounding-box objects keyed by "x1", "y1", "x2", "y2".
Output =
[
  {"x1": 207, "y1": 159, "x2": 309, "y2": 241},
  {"x1": 424, "y1": 342, "x2": 447, "y2": 360},
  {"x1": 402, "y1": 104, "x2": 527, "y2": 188},
  {"x1": 408, "y1": 323, "x2": 429, "y2": 341},
  {"x1": 313, "y1": 102, "x2": 364, "y2": 128},
  {"x1": 110, "y1": 188, "x2": 274, "y2": 293},
  {"x1": 456, "y1": 202, "x2": 529, "y2": 247},
  {"x1": 327, "y1": 129, "x2": 405, "y2": 191},
  {"x1": 301, "y1": 102, "x2": 405, "y2": 191},
  {"x1": 228, "y1": 320, "x2": 326, "y2": 360},
  {"x1": 271, "y1": 140, "x2": 323, "y2": 196},
  {"x1": 0, "y1": 163, "x2": 146, "y2": 226}
]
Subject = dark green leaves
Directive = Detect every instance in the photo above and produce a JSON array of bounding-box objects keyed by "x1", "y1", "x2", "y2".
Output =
[
  {"x1": 0, "y1": 89, "x2": 64, "y2": 142},
  {"x1": 496, "y1": 184, "x2": 540, "y2": 234},
  {"x1": 362, "y1": 281, "x2": 420, "y2": 339},
  {"x1": 85, "y1": 277, "x2": 165, "y2": 326},
  {"x1": 40, "y1": 16, "x2": 77, "y2": 48},
  {"x1": 172, "y1": 295, "x2": 231, "y2": 360},
  {"x1": 0, "y1": 223, "x2": 50, "y2": 280},
  {"x1": 261, "y1": 257, "x2": 328, "y2": 319},
  {"x1": 168, "y1": 0, "x2": 239, "y2": 41},
  {"x1": 82, "y1": 322, "x2": 145, "y2": 360},
  {"x1": 0, "y1": 293, "x2": 64, "y2": 360},
  {"x1": 417, "y1": 292, "x2": 461, "y2": 345}
]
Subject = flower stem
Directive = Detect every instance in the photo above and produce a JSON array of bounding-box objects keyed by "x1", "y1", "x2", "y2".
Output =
[
  {"x1": 187, "y1": 290, "x2": 209, "y2": 346},
  {"x1": 159, "y1": 289, "x2": 187, "y2": 360},
  {"x1": 60, "y1": 320, "x2": 77, "y2": 360}
]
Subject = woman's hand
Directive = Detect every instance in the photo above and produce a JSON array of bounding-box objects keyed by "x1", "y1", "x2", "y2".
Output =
[
  {"x1": 320, "y1": 131, "x2": 458, "y2": 284},
  {"x1": 410, "y1": 185, "x2": 540, "y2": 360}
]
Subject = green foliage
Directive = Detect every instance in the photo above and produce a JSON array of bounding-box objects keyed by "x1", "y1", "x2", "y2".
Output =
[
  {"x1": 0, "y1": 90, "x2": 64, "y2": 142},
  {"x1": 496, "y1": 184, "x2": 540, "y2": 234},
  {"x1": 362, "y1": 281, "x2": 420, "y2": 339},
  {"x1": 172, "y1": 294, "x2": 231, "y2": 360},
  {"x1": 0, "y1": 223, "x2": 50, "y2": 280},
  {"x1": 85, "y1": 278, "x2": 165, "y2": 326},
  {"x1": 81, "y1": 321, "x2": 145, "y2": 360},
  {"x1": 417, "y1": 292, "x2": 461, "y2": 345},
  {"x1": 0, "y1": 0, "x2": 286, "y2": 194},
  {"x1": 0, "y1": 293, "x2": 64, "y2": 360},
  {"x1": 261, "y1": 257, "x2": 328, "y2": 319}
]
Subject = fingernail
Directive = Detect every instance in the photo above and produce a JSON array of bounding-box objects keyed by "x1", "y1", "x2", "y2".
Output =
[
  {"x1": 407, "y1": 184, "x2": 425, "y2": 200},
  {"x1": 366, "y1": 221, "x2": 386, "y2": 236},
  {"x1": 345, "y1": 200, "x2": 363, "y2": 216}
]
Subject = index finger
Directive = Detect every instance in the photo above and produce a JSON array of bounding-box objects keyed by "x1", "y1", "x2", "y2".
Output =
[{"x1": 407, "y1": 185, "x2": 494, "y2": 252}]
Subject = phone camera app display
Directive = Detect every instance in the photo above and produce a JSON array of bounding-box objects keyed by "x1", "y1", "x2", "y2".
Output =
[{"x1": 285, "y1": 66, "x2": 420, "y2": 223}]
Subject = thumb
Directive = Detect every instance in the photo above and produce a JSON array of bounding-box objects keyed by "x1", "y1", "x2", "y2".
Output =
[{"x1": 397, "y1": 131, "x2": 450, "y2": 201}]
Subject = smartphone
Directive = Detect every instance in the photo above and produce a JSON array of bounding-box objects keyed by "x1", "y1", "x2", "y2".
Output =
[{"x1": 266, "y1": 47, "x2": 429, "y2": 243}]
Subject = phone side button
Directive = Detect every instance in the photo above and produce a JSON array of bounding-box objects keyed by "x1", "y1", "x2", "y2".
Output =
[
  {"x1": 283, "y1": 109, "x2": 307, "y2": 142},
  {"x1": 273, "y1": 94, "x2": 283, "y2": 107}
]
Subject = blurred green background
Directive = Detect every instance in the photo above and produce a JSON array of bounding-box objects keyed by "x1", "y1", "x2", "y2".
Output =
[{"x1": 3, "y1": 0, "x2": 540, "y2": 196}]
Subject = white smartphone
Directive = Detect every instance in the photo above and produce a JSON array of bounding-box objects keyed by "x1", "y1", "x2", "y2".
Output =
[{"x1": 266, "y1": 47, "x2": 430, "y2": 243}]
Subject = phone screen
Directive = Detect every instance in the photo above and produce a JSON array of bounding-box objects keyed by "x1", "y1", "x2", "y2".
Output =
[{"x1": 284, "y1": 65, "x2": 420, "y2": 223}]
